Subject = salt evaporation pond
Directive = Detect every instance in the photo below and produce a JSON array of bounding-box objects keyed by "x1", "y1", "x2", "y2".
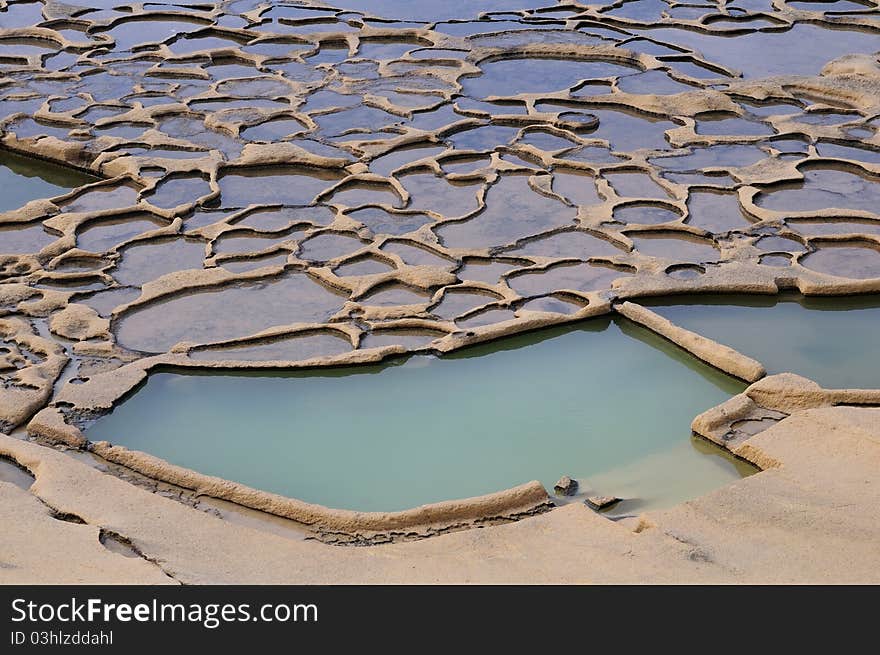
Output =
[
  {"x1": 0, "y1": 148, "x2": 97, "y2": 212},
  {"x1": 88, "y1": 317, "x2": 752, "y2": 513},
  {"x1": 645, "y1": 294, "x2": 880, "y2": 389}
]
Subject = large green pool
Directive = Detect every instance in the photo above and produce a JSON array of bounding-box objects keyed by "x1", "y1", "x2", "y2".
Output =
[{"x1": 88, "y1": 317, "x2": 751, "y2": 512}]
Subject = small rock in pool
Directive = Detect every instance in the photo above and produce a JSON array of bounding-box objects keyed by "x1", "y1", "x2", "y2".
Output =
[
  {"x1": 554, "y1": 475, "x2": 578, "y2": 496},
  {"x1": 586, "y1": 495, "x2": 621, "y2": 510}
]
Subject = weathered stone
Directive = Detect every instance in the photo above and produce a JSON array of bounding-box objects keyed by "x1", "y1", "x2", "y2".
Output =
[
  {"x1": 586, "y1": 495, "x2": 621, "y2": 511},
  {"x1": 554, "y1": 476, "x2": 578, "y2": 496}
]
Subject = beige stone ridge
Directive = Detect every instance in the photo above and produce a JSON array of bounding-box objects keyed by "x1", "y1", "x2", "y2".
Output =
[
  {"x1": 48, "y1": 303, "x2": 110, "y2": 341},
  {"x1": 3, "y1": 379, "x2": 880, "y2": 583},
  {"x1": 615, "y1": 301, "x2": 765, "y2": 382},
  {"x1": 88, "y1": 440, "x2": 553, "y2": 535},
  {"x1": 693, "y1": 372, "x2": 880, "y2": 454},
  {"x1": 0, "y1": 317, "x2": 68, "y2": 432}
]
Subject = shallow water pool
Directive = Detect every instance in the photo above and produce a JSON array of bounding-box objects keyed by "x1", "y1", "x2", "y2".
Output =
[
  {"x1": 0, "y1": 149, "x2": 97, "y2": 213},
  {"x1": 645, "y1": 294, "x2": 880, "y2": 389},
  {"x1": 88, "y1": 317, "x2": 750, "y2": 512}
]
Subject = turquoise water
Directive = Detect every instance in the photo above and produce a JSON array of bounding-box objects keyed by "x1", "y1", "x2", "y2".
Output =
[
  {"x1": 645, "y1": 294, "x2": 880, "y2": 389},
  {"x1": 88, "y1": 317, "x2": 750, "y2": 512}
]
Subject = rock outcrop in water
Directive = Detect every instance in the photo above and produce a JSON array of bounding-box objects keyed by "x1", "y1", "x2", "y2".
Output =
[{"x1": 554, "y1": 475, "x2": 578, "y2": 496}]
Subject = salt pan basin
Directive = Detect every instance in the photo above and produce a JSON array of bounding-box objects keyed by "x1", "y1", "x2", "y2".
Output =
[{"x1": 88, "y1": 317, "x2": 751, "y2": 512}]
